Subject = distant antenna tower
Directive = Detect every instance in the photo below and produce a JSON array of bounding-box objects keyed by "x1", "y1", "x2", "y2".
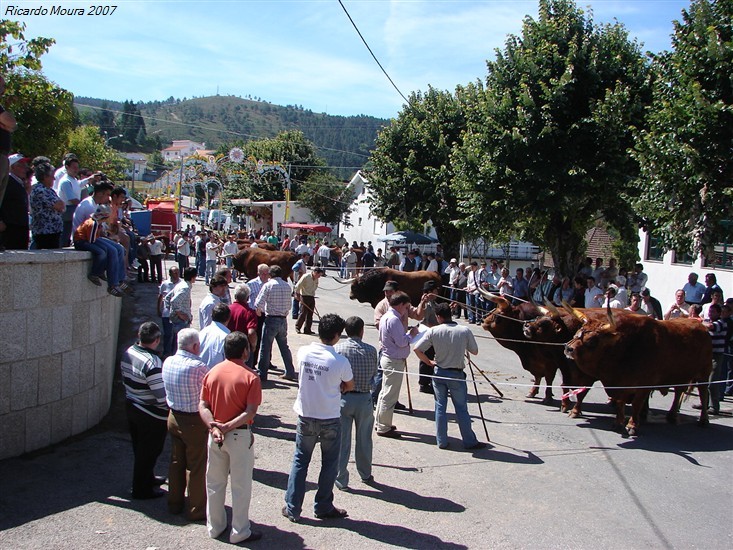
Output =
[{"x1": 216, "y1": 85, "x2": 219, "y2": 96}]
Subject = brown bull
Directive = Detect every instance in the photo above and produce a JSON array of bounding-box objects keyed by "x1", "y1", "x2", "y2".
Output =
[
  {"x1": 521, "y1": 304, "x2": 611, "y2": 417},
  {"x1": 478, "y1": 290, "x2": 560, "y2": 405},
  {"x1": 236, "y1": 239, "x2": 277, "y2": 251},
  {"x1": 340, "y1": 268, "x2": 441, "y2": 307},
  {"x1": 233, "y1": 248, "x2": 299, "y2": 280},
  {"x1": 564, "y1": 307, "x2": 712, "y2": 436}
]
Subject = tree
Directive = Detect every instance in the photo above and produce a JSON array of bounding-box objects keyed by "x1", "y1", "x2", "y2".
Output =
[
  {"x1": 451, "y1": 0, "x2": 651, "y2": 275},
  {"x1": 367, "y1": 86, "x2": 466, "y2": 258},
  {"x1": 298, "y1": 172, "x2": 355, "y2": 225},
  {"x1": 221, "y1": 130, "x2": 326, "y2": 203},
  {"x1": 632, "y1": 0, "x2": 733, "y2": 258},
  {"x1": 96, "y1": 100, "x2": 117, "y2": 138},
  {"x1": 119, "y1": 100, "x2": 146, "y2": 147},
  {"x1": 65, "y1": 125, "x2": 126, "y2": 179},
  {"x1": 1, "y1": 20, "x2": 74, "y2": 159}
]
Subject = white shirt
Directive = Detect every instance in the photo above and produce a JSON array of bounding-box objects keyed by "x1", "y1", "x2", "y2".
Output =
[
  {"x1": 585, "y1": 286, "x2": 603, "y2": 307},
  {"x1": 149, "y1": 239, "x2": 164, "y2": 255},
  {"x1": 72, "y1": 196, "x2": 103, "y2": 233},
  {"x1": 293, "y1": 342, "x2": 353, "y2": 419},
  {"x1": 295, "y1": 243, "x2": 311, "y2": 256},
  {"x1": 57, "y1": 173, "x2": 82, "y2": 205},
  {"x1": 177, "y1": 237, "x2": 190, "y2": 256},
  {"x1": 198, "y1": 321, "x2": 230, "y2": 368},
  {"x1": 222, "y1": 240, "x2": 238, "y2": 257},
  {"x1": 318, "y1": 245, "x2": 331, "y2": 259},
  {"x1": 205, "y1": 241, "x2": 219, "y2": 261},
  {"x1": 199, "y1": 292, "x2": 223, "y2": 329},
  {"x1": 159, "y1": 279, "x2": 177, "y2": 318}
]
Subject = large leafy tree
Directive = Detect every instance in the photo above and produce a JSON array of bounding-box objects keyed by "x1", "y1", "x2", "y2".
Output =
[
  {"x1": 452, "y1": 0, "x2": 651, "y2": 275},
  {"x1": 632, "y1": 0, "x2": 733, "y2": 258},
  {"x1": 221, "y1": 130, "x2": 326, "y2": 202},
  {"x1": 1, "y1": 20, "x2": 74, "y2": 159},
  {"x1": 367, "y1": 86, "x2": 466, "y2": 258},
  {"x1": 298, "y1": 172, "x2": 355, "y2": 225},
  {"x1": 65, "y1": 125, "x2": 126, "y2": 180}
]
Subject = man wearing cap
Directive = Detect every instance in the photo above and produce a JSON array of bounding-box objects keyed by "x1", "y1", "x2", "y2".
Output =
[
  {"x1": 294, "y1": 267, "x2": 325, "y2": 335},
  {"x1": 414, "y1": 302, "x2": 485, "y2": 450},
  {"x1": 417, "y1": 281, "x2": 441, "y2": 394},
  {"x1": 0, "y1": 154, "x2": 30, "y2": 250}
]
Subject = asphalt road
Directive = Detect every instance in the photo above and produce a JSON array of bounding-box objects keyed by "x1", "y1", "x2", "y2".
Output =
[{"x1": 1, "y1": 257, "x2": 732, "y2": 549}]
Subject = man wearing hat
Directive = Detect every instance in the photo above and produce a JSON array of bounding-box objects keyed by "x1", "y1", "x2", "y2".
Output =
[
  {"x1": 294, "y1": 267, "x2": 326, "y2": 335},
  {"x1": 0, "y1": 153, "x2": 30, "y2": 250}
]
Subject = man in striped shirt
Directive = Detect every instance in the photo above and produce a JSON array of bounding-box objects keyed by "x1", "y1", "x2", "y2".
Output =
[
  {"x1": 254, "y1": 265, "x2": 296, "y2": 382},
  {"x1": 246, "y1": 264, "x2": 270, "y2": 371},
  {"x1": 120, "y1": 322, "x2": 168, "y2": 499},
  {"x1": 162, "y1": 328, "x2": 209, "y2": 520}
]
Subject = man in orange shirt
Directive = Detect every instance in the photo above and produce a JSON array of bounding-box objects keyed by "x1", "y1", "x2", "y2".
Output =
[{"x1": 199, "y1": 332, "x2": 263, "y2": 544}]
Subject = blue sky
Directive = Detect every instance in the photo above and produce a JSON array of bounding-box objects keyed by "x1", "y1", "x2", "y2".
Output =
[{"x1": 10, "y1": 0, "x2": 691, "y2": 119}]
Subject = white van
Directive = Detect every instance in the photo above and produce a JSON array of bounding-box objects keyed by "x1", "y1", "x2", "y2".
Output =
[{"x1": 208, "y1": 209, "x2": 227, "y2": 230}]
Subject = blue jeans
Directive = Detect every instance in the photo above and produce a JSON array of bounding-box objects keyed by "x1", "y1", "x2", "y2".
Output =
[
  {"x1": 284, "y1": 416, "x2": 341, "y2": 519},
  {"x1": 170, "y1": 318, "x2": 190, "y2": 355},
  {"x1": 433, "y1": 367, "x2": 478, "y2": 448},
  {"x1": 205, "y1": 260, "x2": 217, "y2": 284},
  {"x1": 196, "y1": 251, "x2": 206, "y2": 277},
  {"x1": 161, "y1": 317, "x2": 173, "y2": 357},
  {"x1": 291, "y1": 297, "x2": 300, "y2": 319},
  {"x1": 466, "y1": 293, "x2": 478, "y2": 323},
  {"x1": 96, "y1": 237, "x2": 126, "y2": 287},
  {"x1": 74, "y1": 240, "x2": 108, "y2": 279},
  {"x1": 336, "y1": 392, "x2": 374, "y2": 489},
  {"x1": 257, "y1": 316, "x2": 295, "y2": 381}
]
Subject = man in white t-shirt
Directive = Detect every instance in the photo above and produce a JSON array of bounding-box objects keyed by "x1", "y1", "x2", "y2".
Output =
[
  {"x1": 584, "y1": 276, "x2": 604, "y2": 308},
  {"x1": 205, "y1": 236, "x2": 220, "y2": 285},
  {"x1": 222, "y1": 234, "x2": 240, "y2": 281},
  {"x1": 317, "y1": 241, "x2": 332, "y2": 267},
  {"x1": 282, "y1": 314, "x2": 354, "y2": 523}
]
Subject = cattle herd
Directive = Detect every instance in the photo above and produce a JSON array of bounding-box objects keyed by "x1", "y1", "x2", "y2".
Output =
[{"x1": 233, "y1": 240, "x2": 715, "y2": 438}]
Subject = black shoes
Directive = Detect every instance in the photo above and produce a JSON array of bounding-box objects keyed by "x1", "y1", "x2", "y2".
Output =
[
  {"x1": 377, "y1": 427, "x2": 401, "y2": 439},
  {"x1": 131, "y1": 488, "x2": 165, "y2": 500},
  {"x1": 315, "y1": 507, "x2": 348, "y2": 519}
]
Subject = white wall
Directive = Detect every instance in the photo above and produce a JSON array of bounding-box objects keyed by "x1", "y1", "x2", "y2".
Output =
[{"x1": 638, "y1": 228, "x2": 733, "y2": 305}]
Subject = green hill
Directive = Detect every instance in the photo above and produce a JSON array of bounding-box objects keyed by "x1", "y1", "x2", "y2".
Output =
[{"x1": 74, "y1": 95, "x2": 389, "y2": 179}]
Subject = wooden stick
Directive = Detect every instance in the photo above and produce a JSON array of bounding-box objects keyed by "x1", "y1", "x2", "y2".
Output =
[
  {"x1": 404, "y1": 364, "x2": 414, "y2": 415},
  {"x1": 467, "y1": 355, "x2": 504, "y2": 398},
  {"x1": 467, "y1": 353, "x2": 490, "y2": 442}
]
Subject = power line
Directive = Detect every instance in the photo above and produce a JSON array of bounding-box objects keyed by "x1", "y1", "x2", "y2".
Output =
[{"x1": 338, "y1": 0, "x2": 411, "y2": 105}]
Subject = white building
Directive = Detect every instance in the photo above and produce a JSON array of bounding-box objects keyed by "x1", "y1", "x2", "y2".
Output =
[
  {"x1": 637, "y1": 228, "x2": 732, "y2": 304},
  {"x1": 340, "y1": 171, "x2": 439, "y2": 248},
  {"x1": 161, "y1": 140, "x2": 206, "y2": 162}
]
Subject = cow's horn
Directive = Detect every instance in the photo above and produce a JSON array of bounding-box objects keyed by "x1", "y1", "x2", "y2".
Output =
[
  {"x1": 561, "y1": 300, "x2": 588, "y2": 323},
  {"x1": 544, "y1": 298, "x2": 562, "y2": 318},
  {"x1": 478, "y1": 287, "x2": 500, "y2": 302},
  {"x1": 607, "y1": 302, "x2": 617, "y2": 330},
  {"x1": 332, "y1": 276, "x2": 356, "y2": 285}
]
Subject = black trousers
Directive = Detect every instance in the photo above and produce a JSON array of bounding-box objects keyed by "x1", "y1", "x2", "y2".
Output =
[
  {"x1": 0, "y1": 224, "x2": 29, "y2": 250},
  {"x1": 34, "y1": 232, "x2": 61, "y2": 249},
  {"x1": 149, "y1": 254, "x2": 163, "y2": 283},
  {"x1": 126, "y1": 401, "x2": 168, "y2": 496},
  {"x1": 418, "y1": 346, "x2": 435, "y2": 387}
]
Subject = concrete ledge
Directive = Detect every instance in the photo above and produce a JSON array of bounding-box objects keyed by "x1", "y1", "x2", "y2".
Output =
[{"x1": 0, "y1": 250, "x2": 122, "y2": 459}]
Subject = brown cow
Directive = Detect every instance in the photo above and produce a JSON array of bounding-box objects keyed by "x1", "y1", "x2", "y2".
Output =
[
  {"x1": 339, "y1": 268, "x2": 441, "y2": 307},
  {"x1": 564, "y1": 307, "x2": 712, "y2": 436},
  {"x1": 521, "y1": 306, "x2": 610, "y2": 417},
  {"x1": 478, "y1": 290, "x2": 559, "y2": 405},
  {"x1": 233, "y1": 248, "x2": 299, "y2": 280},
  {"x1": 236, "y1": 239, "x2": 277, "y2": 251}
]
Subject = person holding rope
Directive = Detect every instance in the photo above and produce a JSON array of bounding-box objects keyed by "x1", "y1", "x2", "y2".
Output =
[
  {"x1": 374, "y1": 292, "x2": 419, "y2": 438},
  {"x1": 414, "y1": 303, "x2": 486, "y2": 451},
  {"x1": 294, "y1": 266, "x2": 326, "y2": 335}
]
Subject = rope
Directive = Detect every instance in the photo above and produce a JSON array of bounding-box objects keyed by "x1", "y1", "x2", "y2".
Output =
[{"x1": 379, "y1": 366, "x2": 733, "y2": 392}]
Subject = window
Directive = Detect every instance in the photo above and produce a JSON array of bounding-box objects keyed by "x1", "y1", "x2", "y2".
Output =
[
  {"x1": 703, "y1": 225, "x2": 733, "y2": 270},
  {"x1": 673, "y1": 250, "x2": 695, "y2": 265},
  {"x1": 358, "y1": 217, "x2": 362, "y2": 226},
  {"x1": 646, "y1": 233, "x2": 664, "y2": 262}
]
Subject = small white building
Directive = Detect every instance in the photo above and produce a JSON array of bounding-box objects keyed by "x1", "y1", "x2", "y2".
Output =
[
  {"x1": 340, "y1": 171, "x2": 438, "y2": 249},
  {"x1": 637, "y1": 228, "x2": 732, "y2": 305},
  {"x1": 161, "y1": 140, "x2": 206, "y2": 162},
  {"x1": 229, "y1": 199, "x2": 318, "y2": 234}
]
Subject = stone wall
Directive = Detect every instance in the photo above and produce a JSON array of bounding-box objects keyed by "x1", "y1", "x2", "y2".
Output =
[{"x1": 0, "y1": 250, "x2": 122, "y2": 460}]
